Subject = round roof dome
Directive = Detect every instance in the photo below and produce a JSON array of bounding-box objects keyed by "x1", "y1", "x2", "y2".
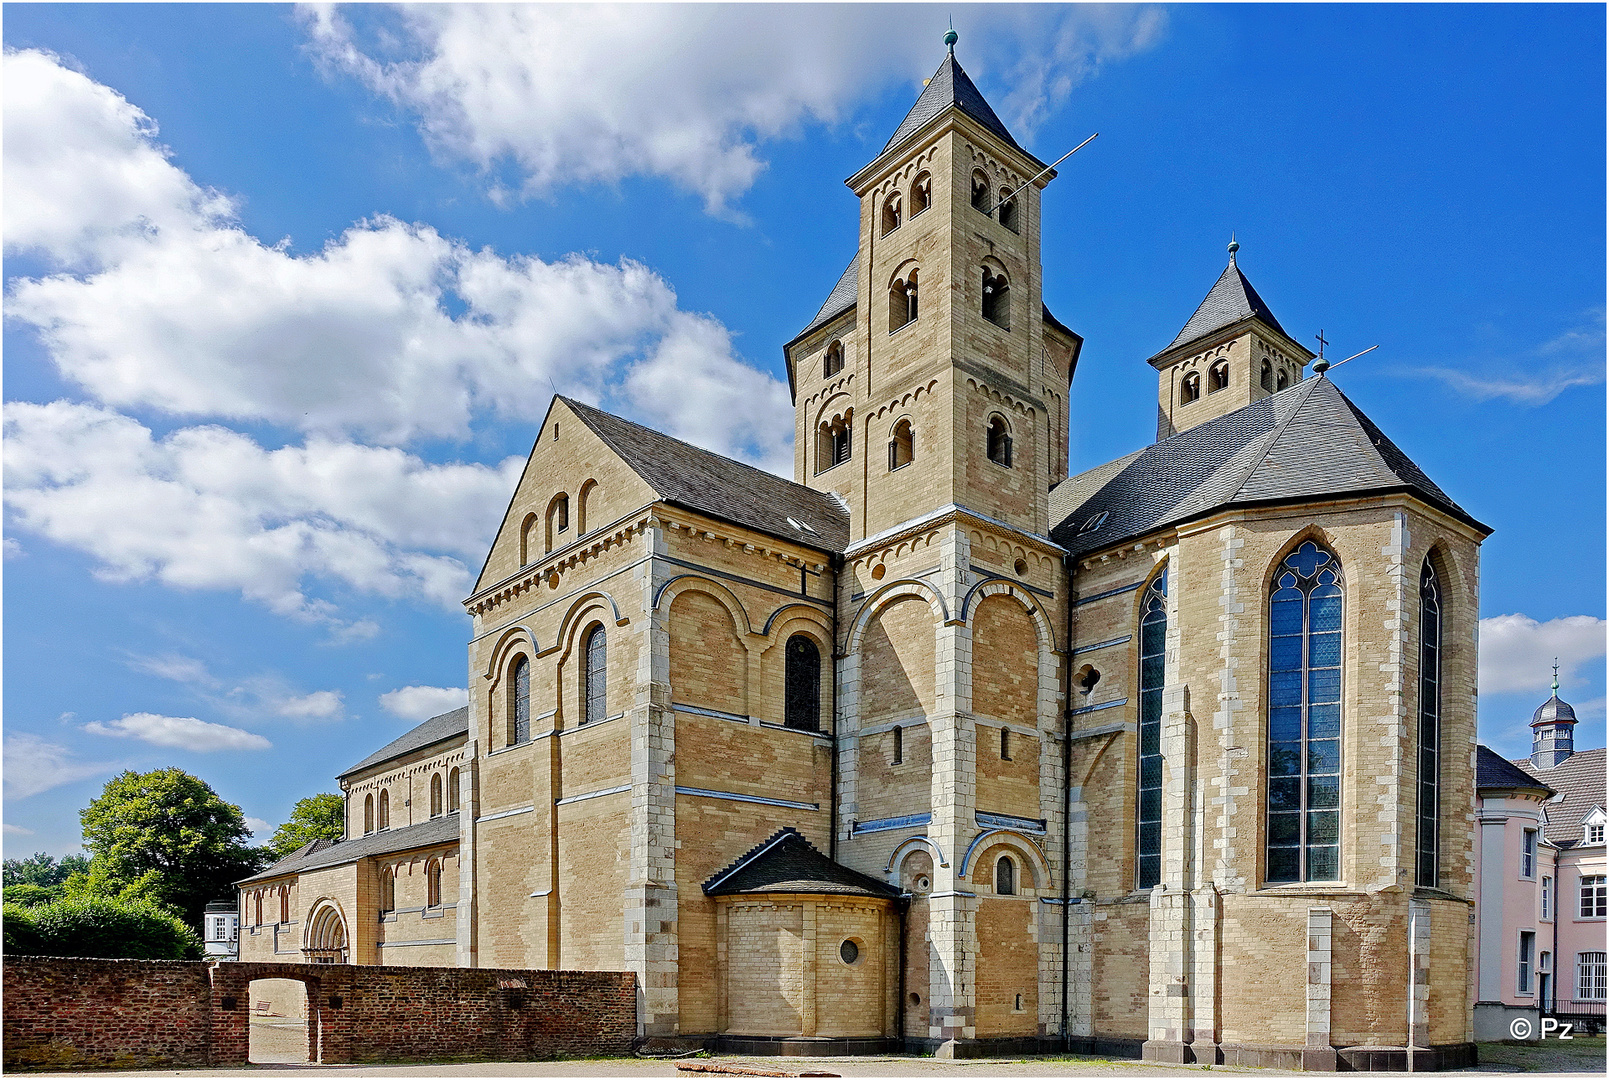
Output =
[{"x1": 1532, "y1": 693, "x2": 1577, "y2": 727}]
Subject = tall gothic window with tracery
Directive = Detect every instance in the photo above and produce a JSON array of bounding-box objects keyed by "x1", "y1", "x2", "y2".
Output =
[
  {"x1": 583, "y1": 626, "x2": 607, "y2": 724},
  {"x1": 1417, "y1": 559, "x2": 1442, "y2": 888},
  {"x1": 511, "y1": 656, "x2": 530, "y2": 744},
  {"x1": 1137, "y1": 567, "x2": 1167, "y2": 890},
  {"x1": 1267, "y1": 540, "x2": 1343, "y2": 883},
  {"x1": 784, "y1": 634, "x2": 821, "y2": 731}
]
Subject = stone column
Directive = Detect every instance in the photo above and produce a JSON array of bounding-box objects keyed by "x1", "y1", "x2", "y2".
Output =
[
  {"x1": 1303, "y1": 907, "x2": 1336, "y2": 1070},
  {"x1": 456, "y1": 739, "x2": 479, "y2": 968},
  {"x1": 1407, "y1": 899, "x2": 1431, "y2": 1055},
  {"x1": 626, "y1": 525, "x2": 679, "y2": 1036}
]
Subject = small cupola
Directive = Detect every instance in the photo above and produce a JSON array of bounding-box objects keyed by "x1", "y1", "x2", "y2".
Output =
[{"x1": 1530, "y1": 661, "x2": 1578, "y2": 769}]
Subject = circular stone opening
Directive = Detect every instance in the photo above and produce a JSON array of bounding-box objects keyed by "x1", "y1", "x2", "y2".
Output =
[
  {"x1": 909, "y1": 992, "x2": 921, "y2": 1006},
  {"x1": 871, "y1": 563, "x2": 887, "y2": 580},
  {"x1": 547, "y1": 572, "x2": 560, "y2": 590},
  {"x1": 915, "y1": 875, "x2": 930, "y2": 893},
  {"x1": 839, "y1": 939, "x2": 860, "y2": 965},
  {"x1": 1014, "y1": 557, "x2": 1028, "y2": 576}
]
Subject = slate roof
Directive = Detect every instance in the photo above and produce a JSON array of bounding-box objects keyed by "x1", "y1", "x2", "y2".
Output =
[
  {"x1": 338, "y1": 706, "x2": 469, "y2": 780},
  {"x1": 795, "y1": 253, "x2": 860, "y2": 340},
  {"x1": 703, "y1": 828, "x2": 902, "y2": 898},
  {"x1": 1152, "y1": 258, "x2": 1296, "y2": 361},
  {"x1": 1477, "y1": 745, "x2": 1554, "y2": 795},
  {"x1": 883, "y1": 52, "x2": 1021, "y2": 157},
  {"x1": 561, "y1": 397, "x2": 850, "y2": 553},
  {"x1": 1050, "y1": 375, "x2": 1487, "y2": 557},
  {"x1": 235, "y1": 813, "x2": 461, "y2": 885},
  {"x1": 1517, "y1": 746, "x2": 1607, "y2": 851},
  {"x1": 1532, "y1": 692, "x2": 1578, "y2": 726}
]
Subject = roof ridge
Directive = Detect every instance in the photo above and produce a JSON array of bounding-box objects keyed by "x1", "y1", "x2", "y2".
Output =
[
  {"x1": 1222, "y1": 376, "x2": 1326, "y2": 502},
  {"x1": 702, "y1": 827, "x2": 804, "y2": 893}
]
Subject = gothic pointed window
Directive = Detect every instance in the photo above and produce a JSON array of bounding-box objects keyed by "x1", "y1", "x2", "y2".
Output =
[
  {"x1": 1208, "y1": 360, "x2": 1230, "y2": 393},
  {"x1": 1417, "y1": 559, "x2": 1442, "y2": 888},
  {"x1": 784, "y1": 634, "x2": 822, "y2": 731},
  {"x1": 982, "y1": 269, "x2": 1011, "y2": 330},
  {"x1": 911, "y1": 172, "x2": 932, "y2": 217},
  {"x1": 824, "y1": 340, "x2": 844, "y2": 378},
  {"x1": 1180, "y1": 371, "x2": 1201, "y2": 405},
  {"x1": 889, "y1": 418, "x2": 914, "y2": 470},
  {"x1": 1138, "y1": 567, "x2": 1167, "y2": 890},
  {"x1": 997, "y1": 188, "x2": 1019, "y2": 232},
  {"x1": 986, "y1": 415, "x2": 1013, "y2": 468},
  {"x1": 1266, "y1": 540, "x2": 1344, "y2": 883},
  {"x1": 510, "y1": 656, "x2": 530, "y2": 744},
  {"x1": 583, "y1": 626, "x2": 607, "y2": 724},
  {"x1": 881, "y1": 192, "x2": 902, "y2": 235}
]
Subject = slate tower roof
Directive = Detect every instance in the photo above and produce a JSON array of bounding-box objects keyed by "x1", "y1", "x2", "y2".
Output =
[
  {"x1": 1152, "y1": 252, "x2": 1295, "y2": 362},
  {"x1": 882, "y1": 51, "x2": 1022, "y2": 157},
  {"x1": 1051, "y1": 375, "x2": 1489, "y2": 556}
]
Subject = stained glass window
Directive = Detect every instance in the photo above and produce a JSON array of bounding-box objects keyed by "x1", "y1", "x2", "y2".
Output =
[
  {"x1": 1417, "y1": 559, "x2": 1442, "y2": 887},
  {"x1": 1267, "y1": 540, "x2": 1343, "y2": 883},
  {"x1": 1137, "y1": 567, "x2": 1167, "y2": 890},
  {"x1": 784, "y1": 634, "x2": 821, "y2": 731},
  {"x1": 511, "y1": 656, "x2": 530, "y2": 744},
  {"x1": 584, "y1": 627, "x2": 607, "y2": 724}
]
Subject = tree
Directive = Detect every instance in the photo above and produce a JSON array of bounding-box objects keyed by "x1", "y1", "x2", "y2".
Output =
[
  {"x1": 79, "y1": 768, "x2": 268, "y2": 928},
  {"x1": 3, "y1": 895, "x2": 202, "y2": 960},
  {"x1": 268, "y1": 793, "x2": 345, "y2": 858},
  {"x1": 3, "y1": 851, "x2": 89, "y2": 887}
]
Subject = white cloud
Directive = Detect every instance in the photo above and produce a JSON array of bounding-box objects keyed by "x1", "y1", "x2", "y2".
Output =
[
  {"x1": 125, "y1": 651, "x2": 219, "y2": 688},
  {"x1": 301, "y1": 4, "x2": 1166, "y2": 215},
  {"x1": 1402, "y1": 309, "x2": 1605, "y2": 406},
  {"x1": 3, "y1": 400, "x2": 521, "y2": 621},
  {"x1": 274, "y1": 690, "x2": 345, "y2": 720},
  {"x1": 1479, "y1": 613, "x2": 1607, "y2": 697},
  {"x1": 245, "y1": 816, "x2": 271, "y2": 838},
  {"x1": 4, "y1": 47, "x2": 796, "y2": 466},
  {"x1": 2, "y1": 734, "x2": 121, "y2": 800},
  {"x1": 4, "y1": 823, "x2": 36, "y2": 836},
  {"x1": 380, "y1": 685, "x2": 468, "y2": 722},
  {"x1": 83, "y1": 712, "x2": 272, "y2": 752}
]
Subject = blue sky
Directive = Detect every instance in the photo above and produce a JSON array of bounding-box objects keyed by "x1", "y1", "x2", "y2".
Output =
[{"x1": 4, "y1": 4, "x2": 1604, "y2": 857}]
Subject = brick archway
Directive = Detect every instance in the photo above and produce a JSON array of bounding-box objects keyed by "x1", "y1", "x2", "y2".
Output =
[{"x1": 209, "y1": 962, "x2": 348, "y2": 1066}]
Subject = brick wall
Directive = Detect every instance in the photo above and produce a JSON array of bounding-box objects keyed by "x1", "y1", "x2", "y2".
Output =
[{"x1": 3, "y1": 957, "x2": 635, "y2": 1070}]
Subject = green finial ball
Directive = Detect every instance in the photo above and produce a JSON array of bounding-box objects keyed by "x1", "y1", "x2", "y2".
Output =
[
  {"x1": 1227, "y1": 238, "x2": 1239, "y2": 255},
  {"x1": 944, "y1": 28, "x2": 958, "y2": 51}
]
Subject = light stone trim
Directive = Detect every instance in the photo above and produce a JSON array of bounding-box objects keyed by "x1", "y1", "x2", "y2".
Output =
[
  {"x1": 476, "y1": 803, "x2": 534, "y2": 823},
  {"x1": 555, "y1": 785, "x2": 631, "y2": 806}
]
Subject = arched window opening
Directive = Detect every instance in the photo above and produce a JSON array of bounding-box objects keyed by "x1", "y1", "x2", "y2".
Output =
[
  {"x1": 889, "y1": 270, "x2": 919, "y2": 333},
  {"x1": 1000, "y1": 728, "x2": 1011, "y2": 760},
  {"x1": 997, "y1": 188, "x2": 1019, "y2": 232},
  {"x1": 510, "y1": 656, "x2": 530, "y2": 745},
  {"x1": 279, "y1": 887, "x2": 289, "y2": 924},
  {"x1": 1208, "y1": 360, "x2": 1230, "y2": 393},
  {"x1": 583, "y1": 625, "x2": 607, "y2": 724},
  {"x1": 1180, "y1": 371, "x2": 1201, "y2": 405},
  {"x1": 986, "y1": 415, "x2": 1013, "y2": 468},
  {"x1": 255, "y1": 891, "x2": 263, "y2": 926},
  {"x1": 1277, "y1": 368, "x2": 1290, "y2": 391},
  {"x1": 520, "y1": 513, "x2": 538, "y2": 566},
  {"x1": 307, "y1": 904, "x2": 347, "y2": 965},
  {"x1": 426, "y1": 859, "x2": 442, "y2": 908},
  {"x1": 982, "y1": 268, "x2": 1011, "y2": 329},
  {"x1": 1417, "y1": 559, "x2": 1443, "y2": 888},
  {"x1": 1267, "y1": 539, "x2": 1344, "y2": 883},
  {"x1": 378, "y1": 789, "x2": 390, "y2": 830},
  {"x1": 911, "y1": 172, "x2": 932, "y2": 216},
  {"x1": 1137, "y1": 567, "x2": 1167, "y2": 890},
  {"x1": 364, "y1": 793, "x2": 375, "y2": 834},
  {"x1": 448, "y1": 767, "x2": 461, "y2": 812},
  {"x1": 784, "y1": 634, "x2": 822, "y2": 732},
  {"x1": 430, "y1": 773, "x2": 443, "y2": 818},
  {"x1": 971, "y1": 169, "x2": 991, "y2": 213},
  {"x1": 881, "y1": 192, "x2": 902, "y2": 235},
  {"x1": 545, "y1": 494, "x2": 569, "y2": 554},
  {"x1": 996, "y1": 856, "x2": 1016, "y2": 895},
  {"x1": 892, "y1": 725, "x2": 903, "y2": 764},
  {"x1": 823, "y1": 340, "x2": 844, "y2": 378},
  {"x1": 889, "y1": 419, "x2": 914, "y2": 471},
  {"x1": 1261, "y1": 360, "x2": 1274, "y2": 392},
  {"x1": 577, "y1": 479, "x2": 597, "y2": 536},
  {"x1": 817, "y1": 413, "x2": 853, "y2": 472},
  {"x1": 379, "y1": 867, "x2": 395, "y2": 914}
]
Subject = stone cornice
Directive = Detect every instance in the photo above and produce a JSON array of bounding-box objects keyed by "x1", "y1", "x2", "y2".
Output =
[{"x1": 846, "y1": 503, "x2": 1064, "y2": 561}]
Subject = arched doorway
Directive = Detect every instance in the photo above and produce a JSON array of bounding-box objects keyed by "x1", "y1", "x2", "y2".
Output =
[
  {"x1": 305, "y1": 903, "x2": 348, "y2": 964},
  {"x1": 246, "y1": 978, "x2": 309, "y2": 1064}
]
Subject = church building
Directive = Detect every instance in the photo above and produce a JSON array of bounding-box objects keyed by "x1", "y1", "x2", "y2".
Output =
[{"x1": 239, "y1": 39, "x2": 1491, "y2": 1069}]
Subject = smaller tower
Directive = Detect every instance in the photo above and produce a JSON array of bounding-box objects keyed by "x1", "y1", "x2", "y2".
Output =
[
  {"x1": 1529, "y1": 661, "x2": 1578, "y2": 769},
  {"x1": 1146, "y1": 240, "x2": 1314, "y2": 440}
]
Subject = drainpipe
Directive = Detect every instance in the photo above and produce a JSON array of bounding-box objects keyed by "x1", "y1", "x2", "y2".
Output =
[
  {"x1": 896, "y1": 896, "x2": 909, "y2": 1051},
  {"x1": 1061, "y1": 551, "x2": 1077, "y2": 1051},
  {"x1": 829, "y1": 552, "x2": 843, "y2": 861}
]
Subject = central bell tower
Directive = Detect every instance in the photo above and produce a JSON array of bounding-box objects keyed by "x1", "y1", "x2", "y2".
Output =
[{"x1": 783, "y1": 35, "x2": 1082, "y2": 545}]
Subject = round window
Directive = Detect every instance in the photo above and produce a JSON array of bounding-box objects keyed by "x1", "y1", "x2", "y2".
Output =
[
  {"x1": 839, "y1": 939, "x2": 860, "y2": 965},
  {"x1": 915, "y1": 875, "x2": 931, "y2": 893}
]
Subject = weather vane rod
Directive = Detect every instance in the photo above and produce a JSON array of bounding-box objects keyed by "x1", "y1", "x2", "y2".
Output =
[
  {"x1": 1314, "y1": 344, "x2": 1378, "y2": 375},
  {"x1": 988, "y1": 133, "x2": 1099, "y2": 217}
]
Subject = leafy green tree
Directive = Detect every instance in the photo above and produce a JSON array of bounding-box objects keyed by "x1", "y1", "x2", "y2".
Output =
[
  {"x1": 3, "y1": 895, "x2": 202, "y2": 960},
  {"x1": 2, "y1": 882, "x2": 60, "y2": 907},
  {"x1": 79, "y1": 768, "x2": 268, "y2": 927},
  {"x1": 2, "y1": 851, "x2": 89, "y2": 887},
  {"x1": 268, "y1": 793, "x2": 345, "y2": 858}
]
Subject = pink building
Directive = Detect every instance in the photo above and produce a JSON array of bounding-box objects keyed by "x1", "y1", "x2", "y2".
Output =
[{"x1": 1474, "y1": 685, "x2": 1606, "y2": 1040}]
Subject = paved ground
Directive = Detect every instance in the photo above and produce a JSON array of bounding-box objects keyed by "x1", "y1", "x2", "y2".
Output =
[{"x1": 33, "y1": 1029, "x2": 1604, "y2": 1078}]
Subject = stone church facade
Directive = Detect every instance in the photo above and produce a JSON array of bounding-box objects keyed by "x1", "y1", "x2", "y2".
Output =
[{"x1": 239, "y1": 45, "x2": 1490, "y2": 1069}]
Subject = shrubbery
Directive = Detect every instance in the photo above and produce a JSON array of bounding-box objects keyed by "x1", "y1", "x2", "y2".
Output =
[{"x1": 3, "y1": 895, "x2": 203, "y2": 961}]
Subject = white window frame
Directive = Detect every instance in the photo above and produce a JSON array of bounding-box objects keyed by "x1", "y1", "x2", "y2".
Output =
[
  {"x1": 1578, "y1": 952, "x2": 1607, "y2": 1001},
  {"x1": 1541, "y1": 875, "x2": 1553, "y2": 921},
  {"x1": 1518, "y1": 929, "x2": 1536, "y2": 995},
  {"x1": 1580, "y1": 874, "x2": 1607, "y2": 919},
  {"x1": 1587, "y1": 822, "x2": 1605, "y2": 845},
  {"x1": 1520, "y1": 827, "x2": 1537, "y2": 879}
]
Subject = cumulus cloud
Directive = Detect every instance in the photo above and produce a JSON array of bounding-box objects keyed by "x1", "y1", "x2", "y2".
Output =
[
  {"x1": 1479, "y1": 613, "x2": 1607, "y2": 697},
  {"x1": 274, "y1": 691, "x2": 345, "y2": 720},
  {"x1": 3, "y1": 733, "x2": 121, "y2": 800},
  {"x1": 380, "y1": 685, "x2": 468, "y2": 722},
  {"x1": 4, "y1": 823, "x2": 37, "y2": 836},
  {"x1": 83, "y1": 712, "x2": 272, "y2": 752},
  {"x1": 301, "y1": 4, "x2": 1166, "y2": 215},
  {"x1": 244, "y1": 816, "x2": 272, "y2": 837},
  {"x1": 3, "y1": 400, "x2": 522, "y2": 621},
  {"x1": 4, "y1": 47, "x2": 795, "y2": 466}
]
